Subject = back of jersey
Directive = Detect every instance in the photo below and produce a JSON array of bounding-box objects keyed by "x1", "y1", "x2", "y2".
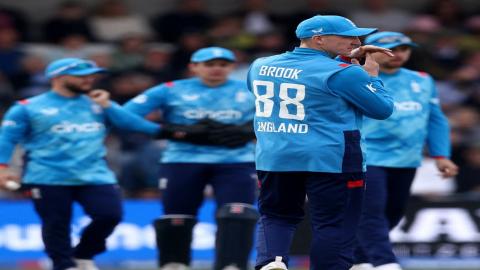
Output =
[{"x1": 247, "y1": 50, "x2": 364, "y2": 173}]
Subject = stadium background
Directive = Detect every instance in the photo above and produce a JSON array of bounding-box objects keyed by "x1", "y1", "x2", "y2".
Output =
[{"x1": 0, "y1": 0, "x2": 480, "y2": 269}]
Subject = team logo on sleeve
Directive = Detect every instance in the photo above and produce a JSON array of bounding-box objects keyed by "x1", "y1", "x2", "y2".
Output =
[
  {"x1": 366, "y1": 83, "x2": 377, "y2": 93},
  {"x1": 132, "y1": 94, "x2": 147, "y2": 104}
]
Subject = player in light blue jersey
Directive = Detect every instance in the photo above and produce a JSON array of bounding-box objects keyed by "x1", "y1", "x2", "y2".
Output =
[
  {"x1": 123, "y1": 47, "x2": 258, "y2": 270},
  {"x1": 247, "y1": 15, "x2": 395, "y2": 270},
  {"x1": 351, "y1": 32, "x2": 459, "y2": 270},
  {"x1": 0, "y1": 58, "x2": 161, "y2": 270}
]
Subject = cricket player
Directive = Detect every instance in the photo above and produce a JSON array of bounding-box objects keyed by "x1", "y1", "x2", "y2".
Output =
[
  {"x1": 0, "y1": 58, "x2": 161, "y2": 270},
  {"x1": 351, "y1": 32, "x2": 458, "y2": 270},
  {"x1": 247, "y1": 15, "x2": 395, "y2": 270},
  {"x1": 124, "y1": 47, "x2": 258, "y2": 270}
]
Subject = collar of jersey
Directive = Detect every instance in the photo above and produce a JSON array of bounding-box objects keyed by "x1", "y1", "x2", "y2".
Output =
[
  {"x1": 291, "y1": 47, "x2": 332, "y2": 58},
  {"x1": 48, "y1": 90, "x2": 83, "y2": 100}
]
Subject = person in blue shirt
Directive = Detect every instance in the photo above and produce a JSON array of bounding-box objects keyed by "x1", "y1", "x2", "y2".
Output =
[
  {"x1": 0, "y1": 58, "x2": 161, "y2": 270},
  {"x1": 247, "y1": 15, "x2": 395, "y2": 270},
  {"x1": 350, "y1": 32, "x2": 459, "y2": 270},
  {"x1": 123, "y1": 47, "x2": 258, "y2": 270}
]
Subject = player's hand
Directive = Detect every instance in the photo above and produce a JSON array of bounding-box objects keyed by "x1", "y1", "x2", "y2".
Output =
[
  {"x1": 208, "y1": 121, "x2": 255, "y2": 148},
  {"x1": 157, "y1": 119, "x2": 212, "y2": 144},
  {"x1": 0, "y1": 169, "x2": 21, "y2": 191},
  {"x1": 348, "y1": 45, "x2": 394, "y2": 59},
  {"x1": 88, "y1": 89, "x2": 111, "y2": 108},
  {"x1": 435, "y1": 158, "x2": 459, "y2": 178},
  {"x1": 360, "y1": 53, "x2": 380, "y2": 77}
]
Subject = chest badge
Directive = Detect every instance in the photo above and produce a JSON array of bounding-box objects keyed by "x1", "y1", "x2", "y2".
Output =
[
  {"x1": 410, "y1": 81, "x2": 421, "y2": 93},
  {"x1": 181, "y1": 94, "x2": 200, "y2": 101},
  {"x1": 40, "y1": 108, "x2": 59, "y2": 116}
]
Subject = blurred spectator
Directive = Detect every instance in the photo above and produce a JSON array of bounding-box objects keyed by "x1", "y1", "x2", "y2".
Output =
[
  {"x1": 107, "y1": 71, "x2": 161, "y2": 198},
  {"x1": 10, "y1": 54, "x2": 49, "y2": 98},
  {"x1": 274, "y1": 0, "x2": 344, "y2": 46},
  {"x1": 250, "y1": 30, "x2": 288, "y2": 58},
  {"x1": 43, "y1": 33, "x2": 92, "y2": 61},
  {"x1": 238, "y1": 0, "x2": 275, "y2": 35},
  {"x1": 110, "y1": 33, "x2": 147, "y2": 72},
  {"x1": 208, "y1": 15, "x2": 257, "y2": 51},
  {"x1": 170, "y1": 30, "x2": 209, "y2": 77},
  {"x1": 350, "y1": 0, "x2": 413, "y2": 31},
  {"x1": 109, "y1": 71, "x2": 156, "y2": 104},
  {"x1": 420, "y1": 0, "x2": 468, "y2": 31},
  {"x1": 42, "y1": 1, "x2": 94, "y2": 43},
  {"x1": 151, "y1": 0, "x2": 211, "y2": 43},
  {"x1": 134, "y1": 43, "x2": 175, "y2": 83},
  {"x1": 89, "y1": 0, "x2": 152, "y2": 42},
  {"x1": 0, "y1": 72, "x2": 14, "y2": 111},
  {"x1": 456, "y1": 143, "x2": 480, "y2": 194},
  {"x1": 0, "y1": 5, "x2": 29, "y2": 41},
  {"x1": 0, "y1": 26, "x2": 24, "y2": 82}
]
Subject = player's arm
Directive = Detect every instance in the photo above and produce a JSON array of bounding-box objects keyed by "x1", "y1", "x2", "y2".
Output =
[
  {"x1": 89, "y1": 90, "x2": 160, "y2": 135},
  {"x1": 425, "y1": 81, "x2": 458, "y2": 177},
  {"x1": 327, "y1": 65, "x2": 394, "y2": 120},
  {"x1": 0, "y1": 104, "x2": 30, "y2": 165},
  {"x1": 123, "y1": 84, "x2": 168, "y2": 117},
  {"x1": 0, "y1": 104, "x2": 29, "y2": 189}
]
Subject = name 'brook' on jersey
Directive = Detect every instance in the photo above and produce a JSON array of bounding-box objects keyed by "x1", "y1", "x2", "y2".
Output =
[{"x1": 247, "y1": 47, "x2": 393, "y2": 173}]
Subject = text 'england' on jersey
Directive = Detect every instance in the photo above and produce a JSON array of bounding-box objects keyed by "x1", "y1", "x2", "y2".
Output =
[{"x1": 247, "y1": 48, "x2": 368, "y2": 173}]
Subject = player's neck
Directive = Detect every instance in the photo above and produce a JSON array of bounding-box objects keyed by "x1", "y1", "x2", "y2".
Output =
[
  {"x1": 201, "y1": 79, "x2": 227, "y2": 87},
  {"x1": 51, "y1": 85, "x2": 79, "y2": 97},
  {"x1": 380, "y1": 67, "x2": 400, "y2": 74}
]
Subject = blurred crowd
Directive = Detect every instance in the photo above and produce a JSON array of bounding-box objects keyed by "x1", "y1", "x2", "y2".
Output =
[{"x1": 1, "y1": 0, "x2": 479, "y2": 198}]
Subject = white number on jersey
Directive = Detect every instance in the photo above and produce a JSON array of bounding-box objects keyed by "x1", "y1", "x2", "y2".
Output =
[{"x1": 252, "y1": 80, "x2": 306, "y2": 120}]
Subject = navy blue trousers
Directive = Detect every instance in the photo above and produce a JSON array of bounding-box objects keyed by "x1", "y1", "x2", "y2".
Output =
[
  {"x1": 28, "y1": 184, "x2": 123, "y2": 270},
  {"x1": 255, "y1": 171, "x2": 365, "y2": 270},
  {"x1": 159, "y1": 162, "x2": 257, "y2": 215},
  {"x1": 354, "y1": 166, "x2": 416, "y2": 266}
]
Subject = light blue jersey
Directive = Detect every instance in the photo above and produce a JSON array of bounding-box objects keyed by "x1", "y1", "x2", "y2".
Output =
[
  {"x1": 0, "y1": 90, "x2": 160, "y2": 185},
  {"x1": 247, "y1": 47, "x2": 394, "y2": 173},
  {"x1": 362, "y1": 68, "x2": 450, "y2": 167},
  {"x1": 124, "y1": 77, "x2": 255, "y2": 163}
]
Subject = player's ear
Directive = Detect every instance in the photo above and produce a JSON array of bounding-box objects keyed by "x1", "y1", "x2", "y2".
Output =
[{"x1": 312, "y1": 35, "x2": 324, "y2": 46}]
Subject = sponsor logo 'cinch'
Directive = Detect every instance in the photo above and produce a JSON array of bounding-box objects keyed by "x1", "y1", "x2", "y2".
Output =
[
  {"x1": 183, "y1": 109, "x2": 242, "y2": 120},
  {"x1": 50, "y1": 122, "x2": 105, "y2": 133}
]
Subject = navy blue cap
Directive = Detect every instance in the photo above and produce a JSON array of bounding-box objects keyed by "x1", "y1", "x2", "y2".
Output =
[
  {"x1": 45, "y1": 58, "x2": 106, "y2": 79},
  {"x1": 190, "y1": 47, "x2": 236, "y2": 63},
  {"x1": 296, "y1": 15, "x2": 377, "y2": 39},
  {"x1": 365, "y1": 31, "x2": 418, "y2": 49}
]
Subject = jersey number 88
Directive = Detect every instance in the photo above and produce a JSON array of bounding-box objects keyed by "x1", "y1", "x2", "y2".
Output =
[{"x1": 252, "y1": 80, "x2": 305, "y2": 120}]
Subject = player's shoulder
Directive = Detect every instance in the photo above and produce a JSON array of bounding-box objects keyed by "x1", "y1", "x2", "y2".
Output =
[
  {"x1": 251, "y1": 53, "x2": 287, "y2": 67},
  {"x1": 15, "y1": 91, "x2": 51, "y2": 107}
]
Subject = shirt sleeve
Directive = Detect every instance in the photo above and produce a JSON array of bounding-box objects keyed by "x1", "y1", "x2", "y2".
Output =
[
  {"x1": 426, "y1": 80, "x2": 451, "y2": 158},
  {"x1": 104, "y1": 102, "x2": 160, "y2": 135},
  {"x1": 327, "y1": 66, "x2": 394, "y2": 120},
  {"x1": 0, "y1": 104, "x2": 30, "y2": 164},
  {"x1": 123, "y1": 84, "x2": 168, "y2": 116}
]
